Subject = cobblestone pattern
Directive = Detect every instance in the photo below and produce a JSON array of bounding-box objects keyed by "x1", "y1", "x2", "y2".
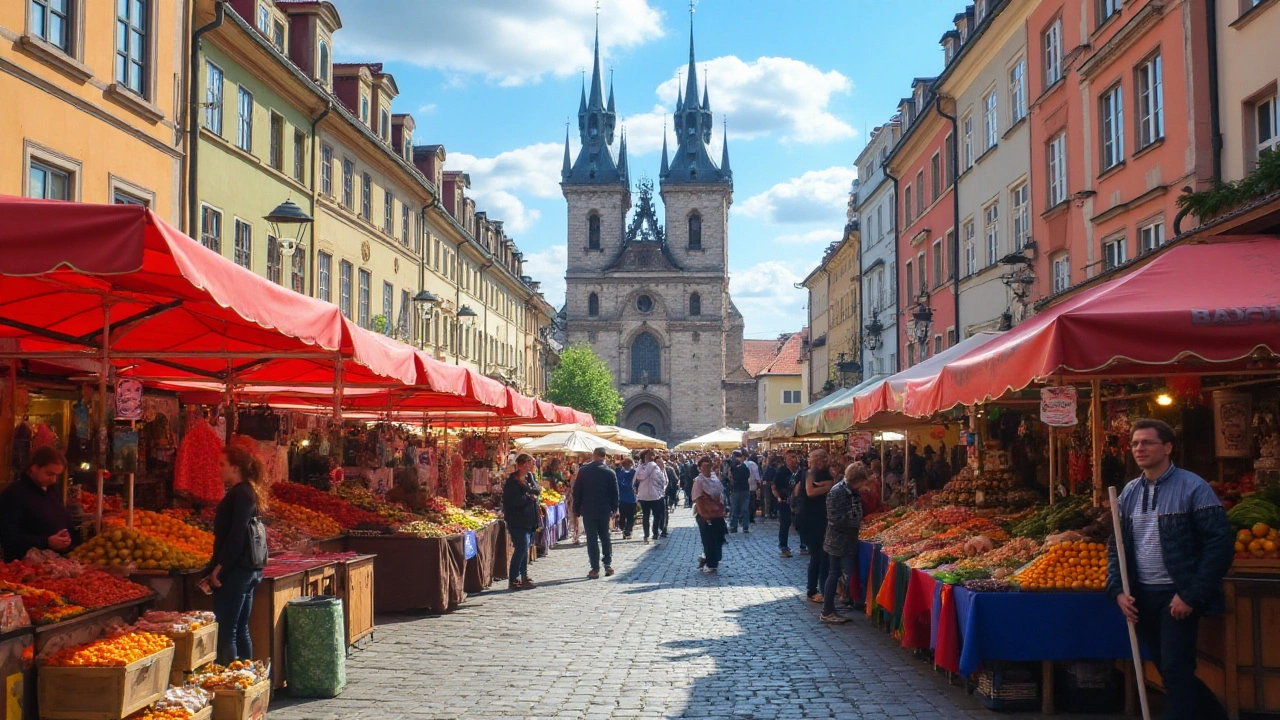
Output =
[{"x1": 269, "y1": 511, "x2": 1128, "y2": 719}]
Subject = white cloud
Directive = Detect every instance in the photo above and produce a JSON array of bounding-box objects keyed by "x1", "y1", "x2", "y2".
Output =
[
  {"x1": 447, "y1": 143, "x2": 567, "y2": 233},
  {"x1": 523, "y1": 244, "x2": 568, "y2": 309},
  {"x1": 416, "y1": 104, "x2": 438, "y2": 115},
  {"x1": 730, "y1": 260, "x2": 812, "y2": 334},
  {"x1": 330, "y1": 0, "x2": 663, "y2": 86},
  {"x1": 738, "y1": 166, "x2": 857, "y2": 225},
  {"x1": 776, "y1": 229, "x2": 843, "y2": 246}
]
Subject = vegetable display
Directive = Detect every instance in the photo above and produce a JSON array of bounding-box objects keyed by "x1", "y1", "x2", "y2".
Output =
[
  {"x1": 268, "y1": 501, "x2": 343, "y2": 538},
  {"x1": 71, "y1": 526, "x2": 206, "y2": 571},
  {"x1": 1228, "y1": 498, "x2": 1280, "y2": 533},
  {"x1": 270, "y1": 482, "x2": 391, "y2": 531},
  {"x1": 111, "y1": 510, "x2": 214, "y2": 558},
  {"x1": 43, "y1": 631, "x2": 173, "y2": 667}
]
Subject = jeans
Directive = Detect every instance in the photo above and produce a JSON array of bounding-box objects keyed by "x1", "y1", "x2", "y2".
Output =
[
  {"x1": 777, "y1": 504, "x2": 792, "y2": 550},
  {"x1": 211, "y1": 566, "x2": 262, "y2": 665},
  {"x1": 683, "y1": 482, "x2": 694, "y2": 507},
  {"x1": 508, "y1": 526, "x2": 533, "y2": 581},
  {"x1": 729, "y1": 491, "x2": 751, "y2": 531},
  {"x1": 822, "y1": 553, "x2": 859, "y2": 615},
  {"x1": 639, "y1": 499, "x2": 665, "y2": 540},
  {"x1": 618, "y1": 503, "x2": 637, "y2": 538},
  {"x1": 583, "y1": 516, "x2": 613, "y2": 571},
  {"x1": 696, "y1": 515, "x2": 727, "y2": 569},
  {"x1": 803, "y1": 529, "x2": 828, "y2": 596},
  {"x1": 1135, "y1": 587, "x2": 1229, "y2": 720}
]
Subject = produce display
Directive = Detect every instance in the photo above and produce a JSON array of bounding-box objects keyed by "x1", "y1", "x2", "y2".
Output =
[
  {"x1": 334, "y1": 481, "x2": 415, "y2": 524},
  {"x1": 71, "y1": 526, "x2": 206, "y2": 571},
  {"x1": 934, "y1": 467, "x2": 1026, "y2": 508},
  {"x1": 964, "y1": 578, "x2": 1015, "y2": 592},
  {"x1": 43, "y1": 631, "x2": 173, "y2": 667},
  {"x1": 191, "y1": 660, "x2": 270, "y2": 690},
  {"x1": 1, "y1": 552, "x2": 152, "y2": 611},
  {"x1": 0, "y1": 581, "x2": 84, "y2": 624},
  {"x1": 79, "y1": 490, "x2": 123, "y2": 515},
  {"x1": 268, "y1": 501, "x2": 343, "y2": 538},
  {"x1": 34, "y1": 569, "x2": 153, "y2": 608},
  {"x1": 155, "y1": 686, "x2": 212, "y2": 714},
  {"x1": 174, "y1": 420, "x2": 224, "y2": 504},
  {"x1": 540, "y1": 488, "x2": 563, "y2": 506},
  {"x1": 131, "y1": 610, "x2": 216, "y2": 635},
  {"x1": 271, "y1": 482, "x2": 391, "y2": 531},
  {"x1": 1014, "y1": 541, "x2": 1109, "y2": 591},
  {"x1": 111, "y1": 510, "x2": 214, "y2": 558},
  {"x1": 1009, "y1": 495, "x2": 1103, "y2": 540},
  {"x1": 1234, "y1": 523, "x2": 1280, "y2": 560}
]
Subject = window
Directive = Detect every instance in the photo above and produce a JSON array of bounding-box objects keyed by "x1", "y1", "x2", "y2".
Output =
[
  {"x1": 630, "y1": 332, "x2": 661, "y2": 384},
  {"x1": 115, "y1": 0, "x2": 148, "y2": 95},
  {"x1": 380, "y1": 110, "x2": 390, "y2": 141},
  {"x1": 1098, "y1": 0, "x2": 1121, "y2": 25},
  {"x1": 401, "y1": 204, "x2": 410, "y2": 246},
  {"x1": 1102, "y1": 236, "x2": 1127, "y2": 270},
  {"x1": 1044, "y1": 18, "x2": 1063, "y2": 88},
  {"x1": 341, "y1": 159, "x2": 354, "y2": 209},
  {"x1": 233, "y1": 219, "x2": 251, "y2": 268},
  {"x1": 947, "y1": 328, "x2": 957, "y2": 346},
  {"x1": 962, "y1": 113, "x2": 974, "y2": 170},
  {"x1": 588, "y1": 293, "x2": 599, "y2": 316},
  {"x1": 357, "y1": 270, "x2": 371, "y2": 328},
  {"x1": 399, "y1": 290, "x2": 410, "y2": 337},
  {"x1": 1011, "y1": 182, "x2": 1029, "y2": 249},
  {"x1": 266, "y1": 236, "x2": 281, "y2": 284},
  {"x1": 1254, "y1": 94, "x2": 1279, "y2": 160},
  {"x1": 904, "y1": 186, "x2": 914, "y2": 225},
  {"x1": 293, "y1": 130, "x2": 305, "y2": 182},
  {"x1": 361, "y1": 173, "x2": 372, "y2": 220},
  {"x1": 636, "y1": 295, "x2": 654, "y2": 313},
  {"x1": 888, "y1": 191, "x2": 896, "y2": 230},
  {"x1": 257, "y1": 4, "x2": 270, "y2": 33},
  {"x1": 905, "y1": 260, "x2": 915, "y2": 301},
  {"x1": 204, "y1": 61, "x2": 223, "y2": 135},
  {"x1": 339, "y1": 261, "x2": 352, "y2": 318},
  {"x1": 27, "y1": 161, "x2": 70, "y2": 200},
  {"x1": 915, "y1": 171, "x2": 925, "y2": 215},
  {"x1": 360, "y1": 96, "x2": 369, "y2": 125},
  {"x1": 31, "y1": 0, "x2": 71, "y2": 51},
  {"x1": 290, "y1": 252, "x2": 304, "y2": 293},
  {"x1": 1048, "y1": 133, "x2": 1067, "y2": 206},
  {"x1": 688, "y1": 213, "x2": 702, "y2": 249},
  {"x1": 1100, "y1": 85, "x2": 1125, "y2": 170},
  {"x1": 917, "y1": 253, "x2": 927, "y2": 295},
  {"x1": 271, "y1": 20, "x2": 284, "y2": 52},
  {"x1": 984, "y1": 202, "x2": 1000, "y2": 266},
  {"x1": 930, "y1": 153, "x2": 942, "y2": 202},
  {"x1": 1052, "y1": 254, "x2": 1071, "y2": 293},
  {"x1": 384, "y1": 192, "x2": 393, "y2": 234},
  {"x1": 932, "y1": 240, "x2": 943, "y2": 287},
  {"x1": 382, "y1": 281, "x2": 393, "y2": 330},
  {"x1": 689, "y1": 292, "x2": 701, "y2": 316},
  {"x1": 945, "y1": 133, "x2": 957, "y2": 185},
  {"x1": 934, "y1": 335, "x2": 943, "y2": 355},
  {"x1": 236, "y1": 86, "x2": 253, "y2": 152},
  {"x1": 318, "y1": 41, "x2": 330, "y2": 85},
  {"x1": 1136, "y1": 54, "x2": 1164, "y2": 149},
  {"x1": 983, "y1": 89, "x2": 999, "y2": 150},
  {"x1": 1010, "y1": 59, "x2": 1027, "y2": 123},
  {"x1": 269, "y1": 114, "x2": 283, "y2": 170},
  {"x1": 200, "y1": 206, "x2": 221, "y2": 253},
  {"x1": 1139, "y1": 220, "x2": 1165, "y2": 253},
  {"x1": 318, "y1": 252, "x2": 332, "y2": 302},
  {"x1": 783, "y1": 390, "x2": 801, "y2": 404},
  {"x1": 320, "y1": 145, "x2": 333, "y2": 196},
  {"x1": 963, "y1": 220, "x2": 977, "y2": 276}
]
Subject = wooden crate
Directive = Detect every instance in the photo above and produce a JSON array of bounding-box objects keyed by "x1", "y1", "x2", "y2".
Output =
[
  {"x1": 211, "y1": 679, "x2": 270, "y2": 720},
  {"x1": 304, "y1": 564, "x2": 337, "y2": 598},
  {"x1": 37, "y1": 645, "x2": 175, "y2": 720},
  {"x1": 336, "y1": 556, "x2": 375, "y2": 646},
  {"x1": 169, "y1": 623, "x2": 218, "y2": 673},
  {"x1": 189, "y1": 707, "x2": 213, "y2": 720}
]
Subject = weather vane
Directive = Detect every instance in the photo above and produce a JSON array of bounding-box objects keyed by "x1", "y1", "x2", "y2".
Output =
[{"x1": 690, "y1": 0, "x2": 698, "y2": 15}]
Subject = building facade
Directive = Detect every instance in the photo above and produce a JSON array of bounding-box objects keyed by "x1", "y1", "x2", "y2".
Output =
[
  {"x1": 804, "y1": 223, "x2": 862, "y2": 397},
  {"x1": 753, "y1": 331, "x2": 807, "y2": 424},
  {"x1": 802, "y1": 263, "x2": 830, "y2": 400},
  {"x1": 854, "y1": 119, "x2": 902, "y2": 377},
  {"x1": 1215, "y1": 0, "x2": 1280, "y2": 186}
]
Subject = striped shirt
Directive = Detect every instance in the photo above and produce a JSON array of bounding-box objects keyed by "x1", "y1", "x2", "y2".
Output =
[{"x1": 1121, "y1": 463, "x2": 1188, "y2": 585}]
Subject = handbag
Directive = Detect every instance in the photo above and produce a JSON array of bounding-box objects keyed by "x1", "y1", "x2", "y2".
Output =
[
  {"x1": 248, "y1": 514, "x2": 269, "y2": 569},
  {"x1": 695, "y1": 494, "x2": 726, "y2": 520}
]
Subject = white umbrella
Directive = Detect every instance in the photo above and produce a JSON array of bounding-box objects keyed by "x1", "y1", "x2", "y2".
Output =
[
  {"x1": 594, "y1": 425, "x2": 667, "y2": 449},
  {"x1": 520, "y1": 430, "x2": 631, "y2": 456},
  {"x1": 673, "y1": 427, "x2": 746, "y2": 451}
]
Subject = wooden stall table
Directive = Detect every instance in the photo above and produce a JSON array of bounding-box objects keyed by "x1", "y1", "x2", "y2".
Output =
[
  {"x1": 1, "y1": 625, "x2": 34, "y2": 720},
  {"x1": 344, "y1": 534, "x2": 466, "y2": 614},
  {"x1": 127, "y1": 569, "x2": 201, "y2": 613},
  {"x1": 490, "y1": 521, "x2": 510, "y2": 584},
  {"x1": 334, "y1": 554, "x2": 376, "y2": 647}
]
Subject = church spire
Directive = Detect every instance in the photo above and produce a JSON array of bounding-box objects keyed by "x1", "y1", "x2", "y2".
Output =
[
  {"x1": 720, "y1": 119, "x2": 731, "y2": 179},
  {"x1": 561, "y1": 124, "x2": 572, "y2": 180},
  {"x1": 563, "y1": 9, "x2": 623, "y2": 185},
  {"x1": 617, "y1": 128, "x2": 629, "y2": 181},
  {"x1": 684, "y1": 14, "x2": 699, "y2": 108},
  {"x1": 702, "y1": 70, "x2": 710, "y2": 110},
  {"x1": 587, "y1": 18, "x2": 606, "y2": 114},
  {"x1": 607, "y1": 71, "x2": 616, "y2": 115},
  {"x1": 663, "y1": 3, "x2": 729, "y2": 186},
  {"x1": 660, "y1": 123, "x2": 670, "y2": 178}
]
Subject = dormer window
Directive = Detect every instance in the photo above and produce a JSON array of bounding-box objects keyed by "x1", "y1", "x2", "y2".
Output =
[
  {"x1": 318, "y1": 40, "x2": 330, "y2": 85},
  {"x1": 380, "y1": 110, "x2": 390, "y2": 141},
  {"x1": 271, "y1": 19, "x2": 284, "y2": 51},
  {"x1": 360, "y1": 96, "x2": 369, "y2": 124},
  {"x1": 257, "y1": 4, "x2": 270, "y2": 34}
]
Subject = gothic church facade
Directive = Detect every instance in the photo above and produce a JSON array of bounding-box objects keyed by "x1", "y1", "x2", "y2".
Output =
[{"x1": 561, "y1": 24, "x2": 751, "y2": 443}]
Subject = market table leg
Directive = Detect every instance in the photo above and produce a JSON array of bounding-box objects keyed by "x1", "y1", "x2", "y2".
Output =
[
  {"x1": 1042, "y1": 660, "x2": 1055, "y2": 714},
  {"x1": 1123, "y1": 661, "x2": 1137, "y2": 716}
]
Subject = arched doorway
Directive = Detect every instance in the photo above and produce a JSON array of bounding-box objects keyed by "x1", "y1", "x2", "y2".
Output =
[
  {"x1": 636, "y1": 422, "x2": 657, "y2": 438},
  {"x1": 622, "y1": 394, "x2": 671, "y2": 442}
]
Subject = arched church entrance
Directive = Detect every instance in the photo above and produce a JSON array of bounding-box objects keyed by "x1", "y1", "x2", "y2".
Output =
[{"x1": 622, "y1": 395, "x2": 670, "y2": 442}]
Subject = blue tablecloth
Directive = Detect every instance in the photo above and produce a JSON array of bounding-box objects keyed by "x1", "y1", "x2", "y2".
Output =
[{"x1": 463, "y1": 530, "x2": 478, "y2": 560}]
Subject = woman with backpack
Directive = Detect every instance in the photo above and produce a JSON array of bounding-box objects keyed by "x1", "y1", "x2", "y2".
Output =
[{"x1": 199, "y1": 445, "x2": 268, "y2": 665}]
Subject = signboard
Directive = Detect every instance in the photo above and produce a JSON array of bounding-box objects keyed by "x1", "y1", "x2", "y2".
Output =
[
  {"x1": 1040, "y1": 386, "x2": 1079, "y2": 427},
  {"x1": 849, "y1": 432, "x2": 873, "y2": 455},
  {"x1": 115, "y1": 379, "x2": 143, "y2": 421},
  {"x1": 1214, "y1": 391, "x2": 1252, "y2": 458}
]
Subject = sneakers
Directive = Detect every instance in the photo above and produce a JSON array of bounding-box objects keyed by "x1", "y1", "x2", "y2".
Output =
[
  {"x1": 820, "y1": 613, "x2": 849, "y2": 625},
  {"x1": 587, "y1": 569, "x2": 600, "y2": 580},
  {"x1": 508, "y1": 580, "x2": 522, "y2": 591},
  {"x1": 605, "y1": 567, "x2": 615, "y2": 577},
  {"x1": 706, "y1": 567, "x2": 718, "y2": 573},
  {"x1": 743, "y1": 528, "x2": 750, "y2": 534},
  {"x1": 780, "y1": 549, "x2": 793, "y2": 558}
]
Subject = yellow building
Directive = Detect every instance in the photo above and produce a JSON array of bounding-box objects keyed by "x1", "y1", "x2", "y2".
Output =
[{"x1": 1, "y1": 0, "x2": 187, "y2": 221}]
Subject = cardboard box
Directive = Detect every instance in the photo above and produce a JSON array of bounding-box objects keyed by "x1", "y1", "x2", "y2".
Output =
[
  {"x1": 211, "y1": 679, "x2": 270, "y2": 720},
  {"x1": 38, "y1": 645, "x2": 175, "y2": 720}
]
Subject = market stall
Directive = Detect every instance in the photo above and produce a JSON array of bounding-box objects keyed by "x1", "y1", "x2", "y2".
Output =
[{"x1": 673, "y1": 427, "x2": 749, "y2": 451}]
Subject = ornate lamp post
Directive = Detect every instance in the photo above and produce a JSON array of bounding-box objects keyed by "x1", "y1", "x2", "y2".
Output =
[
  {"x1": 413, "y1": 290, "x2": 438, "y2": 349},
  {"x1": 457, "y1": 305, "x2": 477, "y2": 366}
]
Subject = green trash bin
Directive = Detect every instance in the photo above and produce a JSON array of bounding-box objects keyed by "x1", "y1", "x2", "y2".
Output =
[{"x1": 285, "y1": 595, "x2": 346, "y2": 697}]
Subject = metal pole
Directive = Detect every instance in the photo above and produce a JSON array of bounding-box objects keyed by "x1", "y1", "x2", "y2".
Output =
[
  {"x1": 95, "y1": 304, "x2": 111, "y2": 535},
  {"x1": 1092, "y1": 380, "x2": 1104, "y2": 508},
  {"x1": 127, "y1": 418, "x2": 135, "y2": 529}
]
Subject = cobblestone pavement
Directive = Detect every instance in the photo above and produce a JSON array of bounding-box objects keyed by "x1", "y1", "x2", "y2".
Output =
[{"x1": 270, "y1": 511, "x2": 1129, "y2": 719}]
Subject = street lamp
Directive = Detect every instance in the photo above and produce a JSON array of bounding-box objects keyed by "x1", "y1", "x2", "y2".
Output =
[
  {"x1": 412, "y1": 290, "x2": 438, "y2": 349},
  {"x1": 911, "y1": 291, "x2": 933, "y2": 351},
  {"x1": 264, "y1": 198, "x2": 313, "y2": 260},
  {"x1": 864, "y1": 315, "x2": 884, "y2": 352},
  {"x1": 456, "y1": 305, "x2": 477, "y2": 366}
]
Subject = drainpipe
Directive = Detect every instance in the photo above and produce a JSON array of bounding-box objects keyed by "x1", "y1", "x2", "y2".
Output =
[
  {"x1": 307, "y1": 101, "x2": 333, "y2": 298},
  {"x1": 186, "y1": 1, "x2": 226, "y2": 235},
  {"x1": 419, "y1": 206, "x2": 429, "y2": 349},
  {"x1": 883, "y1": 165, "x2": 901, "y2": 372},
  {"x1": 935, "y1": 95, "x2": 962, "y2": 340},
  {"x1": 1206, "y1": 0, "x2": 1223, "y2": 184},
  {"x1": 480, "y1": 257, "x2": 495, "y2": 376}
]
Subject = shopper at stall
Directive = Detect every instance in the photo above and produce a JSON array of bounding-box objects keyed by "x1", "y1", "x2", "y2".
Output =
[
  {"x1": 634, "y1": 450, "x2": 667, "y2": 544},
  {"x1": 616, "y1": 457, "x2": 638, "y2": 540},
  {"x1": 200, "y1": 446, "x2": 268, "y2": 665},
  {"x1": 0, "y1": 446, "x2": 78, "y2": 561},
  {"x1": 727, "y1": 451, "x2": 752, "y2": 534},
  {"x1": 797, "y1": 448, "x2": 836, "y2": 604},
  {"x1": 565, "y1": 462, "x2": 581, "y2": 545},
  {"x1": 773, "y1": 450, "x2": 800, "y2": 558},
  {"x1": 1107, "y1": 419, "x2": 1233, "y2": 720},
  {"x1": 692, "y1": 456, "x2": 728, "y2": 573},
  {"x1": 503, "y1": 454, "x2": 541, "y2": 590},
  {"x1": 745, "y1": 453, "x2": 762, "y2": 522},
  {"x1": 820, "y1": 464, "x2": 867, "y2": 624},
  {"x1": 664, "y1": 457, "x2": 680, "y2": 513},
  {"x1": 574, "y1": 448, "x2": 619, "y2": 579}
]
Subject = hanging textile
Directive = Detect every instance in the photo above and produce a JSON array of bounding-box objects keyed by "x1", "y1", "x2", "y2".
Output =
[{"x1": 174, "y1": 420, "x2": 224, "y2": 503}]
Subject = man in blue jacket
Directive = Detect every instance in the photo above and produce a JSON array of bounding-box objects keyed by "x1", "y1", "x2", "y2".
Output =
[
  {"x1": 574, "y1": 448, "x2": 620, "y2": 579},
  {"x1": 1106, "y1": 418, "x2": 1233, "y2": 720},
  {"x1": 616, "y1": 457, "x2": 637, "y2": 540}
]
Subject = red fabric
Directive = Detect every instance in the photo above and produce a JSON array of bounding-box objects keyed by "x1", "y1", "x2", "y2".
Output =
[
  {"x1": 876, "y1": 561, "x2": 899, "y2": 613},
  {"x1": 505, "y1": 388, "x2": 536, "y2": 419},
  {"x1": 572, "y1": 410, "x2": 596, "y2": 427},
  {"x1": 554, "y1": 406, "x2": 578, "y2": 424},
  {"x1": 535, "y1": 401, "x2": 558, "y2": 422},
  {"x1": 934, "y1": 584, "x2": 962, "y2": 675},
  {"x1": 903, "y1": 237, "x2": 1280, "y2": 416},
  {"x1": 900, "y1": 569, "x2": 936, "y2": 650},
  {"x1": 415, "y1": 351, "x2": 471, "y2": 397},
  {"x1": 465, "y1": 370, "x2": 508, "y2": 408}
]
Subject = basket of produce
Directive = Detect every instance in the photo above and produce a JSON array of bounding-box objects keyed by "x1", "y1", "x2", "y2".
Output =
[
  {"x1": 131, "y1": 611, "x2": 218, "y2": 674},
  {"x1": 975, "y1": 662, "x2": 1040, "y2": 712},
  {"x1": 191, "y1": 661, "x2": 271, "y2": 720}
]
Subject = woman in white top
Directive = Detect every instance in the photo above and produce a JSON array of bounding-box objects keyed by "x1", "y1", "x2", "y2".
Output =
[
  {"x1": 692, "y1": 456, "x2": 729, "y2": 572},
  {"x1": 633, "y1": 449, "x2": 667, "y2": 544}
]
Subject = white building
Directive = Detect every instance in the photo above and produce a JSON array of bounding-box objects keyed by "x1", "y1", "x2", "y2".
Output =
[{"x1": 854, "y1": 119, "x2": 902, "y2": 375}]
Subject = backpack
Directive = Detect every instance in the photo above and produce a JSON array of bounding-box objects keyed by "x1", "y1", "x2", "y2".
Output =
[{"x1": 248, "y1": 514, "x2": 269, "y2": 569}]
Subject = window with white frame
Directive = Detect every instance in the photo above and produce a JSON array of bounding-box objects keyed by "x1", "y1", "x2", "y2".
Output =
[
  {"x1": 984, "y1": 203, "x2": 1000, "y2": 265},
  {"x1": 1255, "y1": 94, "x2": 1279, "y2": 161},
  {"x1": 983, "y1": 89, "x2": 999, "y2": 151},
  {"x1": 1102, "y1": 236, "x2": 1127, "y2": 270},
  {"x1": 27, "y1": 161, "x2": 71, "y2": 200},
  {"x1": 291, "y1": 253, "x2": 304, "y2": 293},
  {"x1": 401, "y1": 204, "x2": 410, "y2": 246},
  {"x1": 1137, "y1": 54, "x2": 1164, "y2": 149},
  {"x1": 339, "y1": 260, "x2": 352, "y2": 318},
  {"x1": 1011, "y1": 182, "x2": 1029, "y2": 249},
  {"x1": 916, "y1": 171, "x2": 925, "y2": 215},
  {"x1": 319, "y1": 145, "x2": 332, "y2": 196},
  {"x1": 257, "y1": 4, "x2": 270, "y2": 34},
  {"x1": 963, "y1": 220, "x2": 977, "y2": 276},
  {"x1": 1101, "y1": 85, "x2": 1125, "y2": 170},
  {"x1": 341, "y1": 158, "x2": 354, "y2": 209},
  {"x1": 945, "y1": 133, "x2": 957, "y2": 186},
  {"x1": 380, "y1": 110, "x2": 390, "y2": 142},
  {"x1": 383, "y1": 192, "x2": 393, "y2": 234},
  {"x1": 271, "y1": 19, "x2": 284, "y2": 52},
  {"x1": 236, "y1": 86, "x2": 253, "y2": 152},
  {"x1": 293, "y1": 130, "x2": 305, "y2": 182},
  {"x1": 1139, "y1": 220, "x2": 1165, "y2": 253},
  {"x1": 962, "y1": 113, "x2": 974, "y2": 170},
  {"x1": 905, "y1": 260, "x2": 914, "y2": 301},
  {"x1": 382, "y1": 281, "x2": 393, "y2": 328},
  {"x1": 205, "y1": 61, "x2": 223, "y2": 135},
  {"x1": 932, "y1": 240, "x2": 944, "y2": 287},
  {"x1": 1010, "y1": 59, "x2": 1027, "y2": 124},
  {"x1": 233, "y1": 219, "x2": 251, "y2": 268},
  {"x1": 361, "y1": 173, "x2": 372, "y2": 220},
  {"x1": 1052, "y1": 254, "x2": 1070, "y2": 293},
  {"x1": 1044, "y1": 18, "x2": 1063, "y2": 88},
  {"x1": 31, "y1": 0, "x2": 73, "y2": 52},
  {"x1": 115, "y1": 0, "x2": 148, "y2": 96},
  {"x1": 1098, "y1": 0, "x2": 1121, "y2": 25},
  {"x1": 934, "y1": 335, "x2": 943, "y2": 355},
  {"x1": 318, "y1": 40, "x2": 330, "y2": 85},
  {"x1": 904, "y1": 186, "x2": 914, "y2": 225},
  {"x1": 266, "y1": 236, "x2": 281, "y2": 284},
  {"x1": 269, "y1": 113, "x2": 283, "y2": 170},
  {"x1": 200, "y1": 205, "x2": 221, "y2": 253},
  {"x1": 1048, "y1": 133, "x2": 1067, "y2": 206},
  {"x1": 318, "y1": 252, "x2": 332, "y2": 302},
  {"x1": 360, "y1": 96, "x2": 369, "y2": 125},
  {"x1": 917, "y1": 252, "x2": 927, "y2": 298},
  {"x1": 783, "y1": 390, "x2": 801, "y2": 404}
]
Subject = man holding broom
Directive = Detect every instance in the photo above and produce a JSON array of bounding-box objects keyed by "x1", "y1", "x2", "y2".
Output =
[{"x1": 1107, "y1": 419, "x2": 1233, "y2": 720}]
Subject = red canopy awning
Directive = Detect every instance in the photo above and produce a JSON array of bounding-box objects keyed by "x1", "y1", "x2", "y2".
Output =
[{"x1": 902, "y1": 237, "x2": 1280, "y2": 417}]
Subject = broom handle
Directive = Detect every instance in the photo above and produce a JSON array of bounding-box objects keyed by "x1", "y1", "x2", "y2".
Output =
[{"x1": 1109, "y1": 485, "x2": 1152, "y2": 720}]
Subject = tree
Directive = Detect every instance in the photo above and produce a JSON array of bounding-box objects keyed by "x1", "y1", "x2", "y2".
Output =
[{"x1": 545, "y1": 344, "x2": 623, "y2": 425}]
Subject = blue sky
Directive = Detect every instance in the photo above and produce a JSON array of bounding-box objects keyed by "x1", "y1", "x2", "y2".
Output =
[{"x1": 331, "y1": 0, "x2": 965, "y2": 338}]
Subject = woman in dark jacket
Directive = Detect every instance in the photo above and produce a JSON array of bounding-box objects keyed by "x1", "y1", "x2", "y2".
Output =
[
  {"x1": 199, "y1": 446, "x2": 266, "y2": 664},
  {"x1": 503, "y1": 454, "x2": 541, "y2": 590}
]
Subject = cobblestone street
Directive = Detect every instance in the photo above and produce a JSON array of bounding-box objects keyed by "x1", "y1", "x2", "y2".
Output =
[{"x1": 269, "y1": 511, "x2": 1125, "y2": 720}]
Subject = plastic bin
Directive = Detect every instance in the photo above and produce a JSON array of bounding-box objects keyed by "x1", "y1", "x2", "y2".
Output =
[{"x1": 284, "y1": 596, "x2": 346, "y2": 698}]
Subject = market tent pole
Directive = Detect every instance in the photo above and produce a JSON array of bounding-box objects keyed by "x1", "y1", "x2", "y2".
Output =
[
  {"x1": 1108, "y1": 485, "x2": 1153, "y2": 720},
  {"x1": 95, "y1": 302, "x2": 110, "y2": 535},
  {"x1": 126, "y1": 417, "x2": 135, "y2": 529},
  {"x1": 332, "y1": 355, "x2": 344, "y2": 461},
  {"x1": 1091, "y1": 380, "x2": 1103, "y2": 507},
  {"x1": 1048, "y1": 427, "x2": 1057, "y2": 506}
]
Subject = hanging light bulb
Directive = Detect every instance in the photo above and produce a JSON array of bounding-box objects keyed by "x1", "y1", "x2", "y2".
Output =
[{"x1": 1156, "y1": 394, "x2": 1174, "y2": 407}]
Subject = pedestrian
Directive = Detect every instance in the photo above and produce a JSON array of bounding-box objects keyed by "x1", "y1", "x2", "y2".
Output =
[
  {"x1": 692, "y1": 456, "x2": 728, "y2": 573},
  {"x1": 1107, "y1": 419, "x2": 1233, "y2": 720},
  {"x1": 502, "y1": 454, "x2": 541, "y2": 590},
  {"x1": 566, "y1": 461, "x2": 581, "y2": 544},
  {"x1": 773, "y1": 449, "x2": 801, "y2": 558},
  {"x1": 745, "y1": 453, "x2": 762, "y2": 522},
  {"x1": 726, "y1": 450, "x2": 752, "y2": 533},
  {"x1": 634, "y1": 449, "x2": 667, "y2": 544},
  {"x1": 762, "y1": 454, "x2": 779, "y2": 519},
  {"x1": 573, "y1": 448, "x2": 620, "y2": 579},
  {"x1": 796, "y1": 448, "x2": 836, "y2": 604},
  {"x1": 199, "y1": 446, "x2": 267, "y2": 665},
  {"x1": 821, "y1": 464, "x2": 867, "y2": 624},
  {"x1": 681, "y1": 458, "x2": 696, "y2": 508},
  {"x1": 664, "y1": 457, "x2": 680, "y2": 512},
  {"x1": 616, "y1": 457, "x2": 638, "y2": 540}
]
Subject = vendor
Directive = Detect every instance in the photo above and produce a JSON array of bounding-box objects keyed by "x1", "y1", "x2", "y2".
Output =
[{"x1": 0, "y1": 446, "x2": 80, "y2": 561}]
